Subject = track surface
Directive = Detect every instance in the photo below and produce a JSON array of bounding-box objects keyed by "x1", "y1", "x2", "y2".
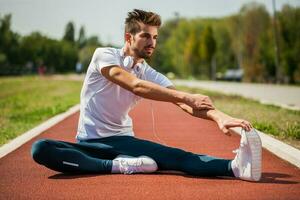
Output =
[{"x1": 0, "y1": 100, "x2": 299, "y2": 200}]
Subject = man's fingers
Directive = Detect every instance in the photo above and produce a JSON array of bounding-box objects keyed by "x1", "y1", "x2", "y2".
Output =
[
  {"x1": 243, "y1": 124, "x2": 250, "y2": 131},
  {"x1": 221, "y1": 126, "x2": 232, "y2": 136},
  {"x1": 221, "y1": 119, "x2": 254, "y2": 133},
  {"x1": 191, "y1": 94, "x2": 215, "y2": 110},
  {"x1": 224, "y1": 130, "x2": 232, "y2": 136},
  {"x1": 241, "y1": 120, "x2": 252, "y2": 131},
  {"x1": 224, "y1": 119, "x2": 252, "y2": 131}
]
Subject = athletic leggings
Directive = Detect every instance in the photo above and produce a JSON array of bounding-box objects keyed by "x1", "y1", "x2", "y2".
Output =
[{"x1": 31, "y1": 136, "x2": 234, "y2": 177}]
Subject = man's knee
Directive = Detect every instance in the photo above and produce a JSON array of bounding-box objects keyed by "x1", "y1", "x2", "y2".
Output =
[{"x1": 31, "y1": 139, "x2": 51, "y2": 164}]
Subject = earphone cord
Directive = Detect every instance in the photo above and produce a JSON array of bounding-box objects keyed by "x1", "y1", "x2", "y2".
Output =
[
  {"x1": 139, "y1": 65, "x2": 167, "y2": 145},
  {"x1": 150, "y1": 101, "x2": 167, "y2": 145}
]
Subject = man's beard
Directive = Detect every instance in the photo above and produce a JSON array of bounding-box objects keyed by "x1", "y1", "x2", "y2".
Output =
[{"x1": 132, "y1": 47, "x2": 153, "y2": 59}]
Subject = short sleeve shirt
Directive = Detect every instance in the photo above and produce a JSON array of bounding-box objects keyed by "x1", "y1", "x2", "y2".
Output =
[{"x1": 76, "y1": 47, "x2": 174, "y2": 141}]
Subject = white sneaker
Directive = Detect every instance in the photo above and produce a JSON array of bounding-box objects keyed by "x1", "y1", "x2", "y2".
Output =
[
  {"x1": 231, "y1": 128, "x2": 262, "y2": 181},
  {"x1": 113, "y1": 155, "x2": 158, "y2": 175}
]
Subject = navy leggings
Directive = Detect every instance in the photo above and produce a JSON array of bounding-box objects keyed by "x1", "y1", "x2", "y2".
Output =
[{"x1": 31, "y1": 136, "x2": 234, "y2": 177}]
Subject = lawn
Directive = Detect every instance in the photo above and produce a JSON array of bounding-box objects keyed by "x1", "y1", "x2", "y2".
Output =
[{"x1": 0, "y1": 75, "x2": 82, "y2": 146}]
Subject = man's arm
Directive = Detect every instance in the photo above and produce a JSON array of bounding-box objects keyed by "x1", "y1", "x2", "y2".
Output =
[
  {"x1": 100, "y1": 65, "x2": 214, "y2": 110},
  {"x1": 167, "y1": 86, "x2": 252, "y2": 134}
]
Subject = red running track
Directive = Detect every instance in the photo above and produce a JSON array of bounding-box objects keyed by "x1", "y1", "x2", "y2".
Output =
[{"x1": 0, "y1": 100, "x2": 299, "y2": 200}]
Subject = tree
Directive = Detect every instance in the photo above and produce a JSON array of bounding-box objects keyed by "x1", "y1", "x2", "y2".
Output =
[
  {"x1": 86, "y1": 35, "x2": 101, "y2": 46},
  {"x1": 0, "y1": 14, "x2": 12, "y2": 49},
  {"x1": 78, "y1": 45, "x2": 97, "y2": 71},
  {"x1": 0, "y1": 14, "x2": 20, "y2": 64},
  {"x1": 20, "y1": 32, "x2": 46, "y2": 66},
  {"x1": 278, "y1": 5, "x2": 300, "y2": 84},
  {"x1": 258, "y1": 26, "x2": 276, "y2": 82},
  {"x1": 198, "y1": 25, "x2": 216, "y2": 79},
  {"x1": 0, "y1": 14, "x2": 11, "y2": 66},
  {"x1": 213, "y1": 21, "x2": 236, "y2": 74},
  {"x1": 150, "y1": 18, "x2": 179, "y2": 74},
  {"x1": 184, "y1": 28, "x2": 198, "y2": 75},
  {"x1": 239, "y1": 2, "x2": 270, "y2": 82},
  {"x1": 20, "y1": 32, "x2": 78, "y2": 73},
  {"x1": 77, "y1": 26, "x2": 86, "y2": 49},
  {"x1": 227, "y1": 15, "x2": 244, "y2": 70},
  {"x1": 63, "y1": 21, "x2": 75, "y2": 43},
  {"x1": 59, "y1": 40, "x2": 78, "y2": 72},
  {"x1": 166, "y1": 19, "x2": 194, "y2": 78}
]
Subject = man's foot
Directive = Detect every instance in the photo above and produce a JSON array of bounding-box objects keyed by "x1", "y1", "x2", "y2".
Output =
[
  {"x1": 231, "y1": 128, "x2": 262, "y2": 181},
  {"x1": 112, "y1": 155, "x2": 158, "y2": 174}
]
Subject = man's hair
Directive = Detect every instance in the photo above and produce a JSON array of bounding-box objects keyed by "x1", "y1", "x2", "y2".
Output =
[{"x1": 125, "y1": 9, "x2": 161, "y2": 35}]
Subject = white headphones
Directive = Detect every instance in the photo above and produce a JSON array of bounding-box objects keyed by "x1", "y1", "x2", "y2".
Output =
[
  {"x1": 123, "y1": 55, "x2": 134, "y2": 69},
  {"x1": 120, "y1": 48, "x2": 134, "y2": 69},
  {"x1": 120, "y1": 48, "x2": 144, "y2": 78}
]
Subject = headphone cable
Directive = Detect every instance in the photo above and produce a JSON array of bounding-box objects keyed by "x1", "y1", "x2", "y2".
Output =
[{"x1": 150, "y1": 101, "x2": 167, "y2": 145}]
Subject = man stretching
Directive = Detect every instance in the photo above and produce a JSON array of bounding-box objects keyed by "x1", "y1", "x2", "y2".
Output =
[{"x1": 32, "y1": 9, "x2": 262, "y2": 181}]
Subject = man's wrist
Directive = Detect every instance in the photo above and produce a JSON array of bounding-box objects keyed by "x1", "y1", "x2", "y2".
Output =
[
  {"x1": 207, "y1": 109, "x2": 230, "y2": 124},
  {"x1": 174, "y1": 90, "x2": 190, "y2": 104},
  {"x1": 182, "y1": 93, "x2": 197, "y2": 106},
  {"x1": 166, "y1": 86, "x2": 193, "y2": 105},
  {"x1": 206, "y1": 109, "x2": 218, "y2": 121}
]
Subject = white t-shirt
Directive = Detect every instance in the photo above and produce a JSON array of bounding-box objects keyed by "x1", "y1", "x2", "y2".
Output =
[{"x1": 76, "y1": 47, "x2": 174, "y2": 141}]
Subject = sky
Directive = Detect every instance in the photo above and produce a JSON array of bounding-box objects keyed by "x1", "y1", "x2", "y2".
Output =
[{"x1": 0, "y1": 0, "x2": 299, "y2": 46}]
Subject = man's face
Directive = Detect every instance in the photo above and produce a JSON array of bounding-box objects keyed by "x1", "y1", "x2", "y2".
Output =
[{"x1": 129, "y1": 23, "x2": 158, "y2": 59}]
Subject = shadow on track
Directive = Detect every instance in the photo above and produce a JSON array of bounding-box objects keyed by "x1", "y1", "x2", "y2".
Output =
[{"x1": 49, "y1": 171, "x2": 298, "y2": 184}]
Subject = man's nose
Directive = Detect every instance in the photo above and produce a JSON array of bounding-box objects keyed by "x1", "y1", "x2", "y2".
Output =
[{"x1": 148, "y1": 38, "x2": 155, "y2": 47}]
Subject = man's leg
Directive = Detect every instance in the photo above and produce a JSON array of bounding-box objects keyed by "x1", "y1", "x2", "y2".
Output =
[
  {"x1": 31, "y1": 138, "x2": 157, "y2": 174},
  {"x1": 31, "y1": 139, "x2": 114, "y2": 173},
  {"x1": 87, "y1": 136, "x2": 234, "y2": 177}
]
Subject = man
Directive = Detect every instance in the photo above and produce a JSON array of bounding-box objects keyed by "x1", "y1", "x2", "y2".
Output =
[{"x1": 32, "y1": 9, "x2": 262, "y2": 181}]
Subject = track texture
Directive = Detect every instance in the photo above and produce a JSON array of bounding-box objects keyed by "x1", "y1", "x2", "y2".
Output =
[{"x1": 0, "y1": 100, "x2": 299, "y2": 200}]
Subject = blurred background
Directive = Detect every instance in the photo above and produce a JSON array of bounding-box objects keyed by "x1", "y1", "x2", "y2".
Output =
[{"x1": 0, "y1": 0, "x2": 299, "y2": 84}]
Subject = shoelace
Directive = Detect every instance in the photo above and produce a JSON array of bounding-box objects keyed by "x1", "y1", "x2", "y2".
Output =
[{"x1": 119, "y1": 158, "x2": 143, "y2": 174}]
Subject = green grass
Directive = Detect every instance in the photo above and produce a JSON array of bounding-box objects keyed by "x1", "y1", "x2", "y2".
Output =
[
  {"x1": 177, "y1": 86, "x2": 300, "y2": 148},
  {"x1": 0, "y1": 76, "x2": 82, "y2": 146}
]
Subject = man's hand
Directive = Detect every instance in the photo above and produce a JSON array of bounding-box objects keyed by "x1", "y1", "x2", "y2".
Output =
[
  {"x1": 185, "y1": 94, "x2": 215, "y2": 110},
  {"x1": 217, "y1": 117, "x2": 253, "y2": 136}
]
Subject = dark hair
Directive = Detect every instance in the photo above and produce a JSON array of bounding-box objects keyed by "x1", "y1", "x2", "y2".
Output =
[{"x1": 125, "y1": 9, "x2": 161, "y2": 35}]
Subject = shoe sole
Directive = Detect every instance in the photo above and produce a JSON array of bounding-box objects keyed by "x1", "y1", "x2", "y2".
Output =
[{"x1": 244, "y1": 129, "x2": 262, "y2": 181}]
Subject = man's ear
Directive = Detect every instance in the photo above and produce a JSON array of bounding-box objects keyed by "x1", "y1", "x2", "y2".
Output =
[{"x1": 125, "y1": 32, "x2": 132, "y2": 44}]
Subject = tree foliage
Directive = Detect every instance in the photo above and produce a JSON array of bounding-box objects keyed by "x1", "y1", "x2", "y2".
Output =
[
  {"x1": 77, "y1": 26, "x2": 87, "y2": 49},
  {"x1": 63, "y1": 21, "x2": 75, "y2": 43},
  {"x1": 278, "y1": 5, "x2": 300, "y2": 83},
  {"x1": 0, "y1": 16, "x2": 104, "y2": 75},
  {"x1": 151, "y1": 3, "x2": 300, "y2": 83},
  {"x1": 0, "y1": 2, "x2": 299, "y2": 84}
]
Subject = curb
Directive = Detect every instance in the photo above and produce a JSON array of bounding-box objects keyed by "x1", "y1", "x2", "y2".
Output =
[
  {"x1": 0, "y1": 104, "x2": 80, "y2": 159},
  {"x1": 230, "y1": 127, "x2": 300, "y2": 168}
]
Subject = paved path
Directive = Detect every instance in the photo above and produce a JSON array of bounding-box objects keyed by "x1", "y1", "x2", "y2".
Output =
[
  {"x1": 0, "y1": 100, "x2": 299, "y2": 199},
  {"x1": 50, "y1": 75, "x2": 300, "y2": 110},
  {"x1": 173, "y1": 80, "x2": 300, "y2": 110}
]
